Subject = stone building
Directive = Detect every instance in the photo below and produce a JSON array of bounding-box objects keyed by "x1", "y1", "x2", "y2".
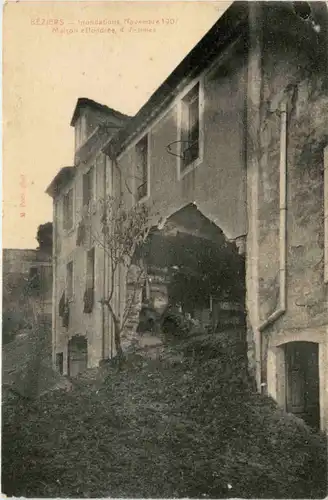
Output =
[
  {"x1": 47, "y1": 2, "x2": 328, "y2": 431},
  {"x1": 46, "y1": 98, "x2": 130, "y2": 376}
]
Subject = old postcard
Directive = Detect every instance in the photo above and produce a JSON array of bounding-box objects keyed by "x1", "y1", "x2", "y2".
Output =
[{"x1": 2, "y1": 1, "x2": 328, "y2": 498}]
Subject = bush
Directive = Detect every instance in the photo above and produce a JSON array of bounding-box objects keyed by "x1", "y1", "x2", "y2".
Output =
[{"x1": 2, "y1": 336, "x2": 327, "y2": 498}]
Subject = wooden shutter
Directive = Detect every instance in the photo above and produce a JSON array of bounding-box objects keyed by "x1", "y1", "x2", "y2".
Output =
[
  {"x1": 86, "y1": 247, "x2": 95, "y2": 290},
  {"x1": 64, "y1": 190, "x2": 73, "y2": 230},
  {"x1": 182, "y1": 84, "x2": 200, "y2": 168},
  {"x1": 136, "y1": 136, "x2": 148, "y2": 200},
  {"x1": 286, "y1": 343, "x2": 306, "y2": 415},
  {"x1": 66, "y1": 261, "x2": 73, "y2": 299},
  {"x1": 83, "y1": 168, "x2": 93, "y2": 207}
]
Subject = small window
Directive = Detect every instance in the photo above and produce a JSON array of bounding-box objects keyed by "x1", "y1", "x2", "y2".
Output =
[
  {"x1": 75, "y1": 115, "x2": 87, "y2": 151},
  {"x1": 135, "y1": 135, "x2": 148, "y2": 201},
  {"x1": 29, "y1": 266, "x2": 40, "y2": 289},
  {"x1": 86, "y1": 247, "x2": 95, "y2": 291},
  {"x1": 66, "y1": 261, "x2": 73, "y2": 300},
  {"x1": 181, "y1": 83, "x2": 200, "y2": 170},
  {"x1": 84, "y1": 248, "x2": 95, "y2": 313},
  {"x1": 56, "y1": 352, "x2": 64, "y2": 375},
  {"x1": 83, "y1": 167, "x2": 94, "y2": 208},
  {"x1": 29, "y1": 266, "x2": 39, "y2": 279},
  {"x1": 63, "y1": 189, "x2": 74, "y2": 231}
]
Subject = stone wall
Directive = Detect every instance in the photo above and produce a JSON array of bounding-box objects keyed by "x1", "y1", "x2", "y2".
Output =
[{"x1": 254, "y1": 5, "x2": 328, "y2": 387}]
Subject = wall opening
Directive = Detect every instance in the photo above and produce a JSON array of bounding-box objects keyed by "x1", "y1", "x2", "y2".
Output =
[
  {"x1": 284, "y1": 341, "x2": 320, "y2": 430},
  {"x1": 67, "y1": 335, "x2": 88, "y2": 377},
  {"x1": 56, "y1": 352, "x2": 64, "y2": 375},
  {"x1": 139, "y1": 204, "x2": 247, "y2": 352}
]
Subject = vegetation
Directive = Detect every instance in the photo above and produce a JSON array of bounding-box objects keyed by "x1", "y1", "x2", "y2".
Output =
[
  {"x1": 77, "y1": 195, "x2": 150, "y2": 362},
  {"x1": 2, "y1": 333, "x2": 327, "y2": 499},
  {"x1": 36, "y1": 221, "x2": 53, "y2": 253},
  {"x1": 3, "y1": 262, "x2": 53, "y2": 398}
]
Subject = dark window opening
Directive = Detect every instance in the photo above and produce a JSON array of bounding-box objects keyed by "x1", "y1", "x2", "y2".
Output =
[
  {"x1": 28, "y1": 266, "x2": 41, "y2": 290},
  {"x1": 63, "y1": 189, "x2": 73, "y2": 231},
  {"x1": 84, "y1": 247, "x2": 95, "y2": 313},
  {"x1": 135, "y1": 135, "x2": 148, "y2": 201},
  {"x1": 56, "y1": 352, "x2": 64, "y2": 375},
  {"x1": 83, "y1": 167, "x2": 94, "y2": 208},
  {"x1": 29, "y1": 266, "x2": 38, "y2": 278},
  {"x1": 181, "y1": 83, "x2": 200, "y2": 170},
  {"x1": 68, "y1": 336, "x2": 88, "y2": 377},
  {"x1": 66, "y1": 261, "x2": 73, "y2": 300}
]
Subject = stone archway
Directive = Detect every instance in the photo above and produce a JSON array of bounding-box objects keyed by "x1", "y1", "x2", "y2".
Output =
[{"x1": 67, "y1": 335, "x2": 88, "y2": 377}]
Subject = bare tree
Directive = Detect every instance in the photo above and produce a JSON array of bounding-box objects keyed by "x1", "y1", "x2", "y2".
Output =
[{"x1": 77, "y1": 194, "x2": 151, "y2": 364}]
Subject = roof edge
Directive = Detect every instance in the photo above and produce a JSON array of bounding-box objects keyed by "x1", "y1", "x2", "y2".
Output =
[
  {"x1": 45, "y1": 166, "x2": 76, "y2": 198},
  {"x1": 103, "y1": 1, "x2": 248, "y2": 157},
  {"x1": 70, "y1": 97, "x2": 131, "y2": 127}
]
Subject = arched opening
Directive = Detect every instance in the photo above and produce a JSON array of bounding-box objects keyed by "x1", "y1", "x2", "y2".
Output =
[
  {"x1": 284, "y1": 341, "x2": 320, "y2": 430},
  {"x1": 67, "y1": 335, "x2": 88, "y2": 377},
  {"x1": 139, "y1": 204, "x2": 246, "y2": 346}
]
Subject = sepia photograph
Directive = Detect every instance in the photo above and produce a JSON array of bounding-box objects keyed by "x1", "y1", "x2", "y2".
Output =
[{"x1": 2, "y1": 0, "x2": 328, "y2": 497}]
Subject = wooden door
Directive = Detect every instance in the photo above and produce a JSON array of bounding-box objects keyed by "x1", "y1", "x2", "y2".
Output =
[
  {"x1": 285, "y1": 342, "x2": 320, "y2": 430},
  {"x1": 68, "y1": 336, "x2": 88, "y2": 377}
]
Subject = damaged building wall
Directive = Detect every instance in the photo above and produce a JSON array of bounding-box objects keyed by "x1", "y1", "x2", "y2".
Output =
[
  {"x1": 114, "y1": 50, "x2": 248, "y2": 349},
  {"x1": 116, "y1": 36, "x2": 247, "y2": 241},
  {"x1": 149, "y1": 40, "x2": 247, "y2": 241}
]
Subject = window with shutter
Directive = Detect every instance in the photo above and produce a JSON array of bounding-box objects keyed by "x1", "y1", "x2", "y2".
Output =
[
  {"x1": 86, "y1": 247, "x2": 95, "y2": 290},
  {"x1": 66, "y1": 261, "x2": 73, "y2": 300},
  {"x1": 56, "y1": 352, "x2": 64, "y2": 375},
  {"x1": 135, "y1": 135, "x2": 148, "y2": 201},
  {"x1": 84, "y1": 247, "x2": 95, "y2": 313},
  {"x1": 75, "y1": 115, "x2": 87, "y2": 151},
  {"x1": 83, "y1": 167, "x2": 94, "y2": 208},
  {"x1": 63, "y1": 189, "x2": 73, "y2": 230},
  {"x1": 181, "y1": 83, "x2": 200, "y2": 170}
]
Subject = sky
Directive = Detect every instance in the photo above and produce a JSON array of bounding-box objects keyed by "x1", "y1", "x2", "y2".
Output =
[{"x1": 3, "y1": 0, "x2": 231, "y2": 249}]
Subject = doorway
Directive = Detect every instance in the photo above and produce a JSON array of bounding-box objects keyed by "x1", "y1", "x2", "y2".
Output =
[
  {"x1": 67, "y1": 335, "x2": 88, "y2": 377},
  {"x1": 285, "y1": 341, "x2": 320, "y2": 430}
]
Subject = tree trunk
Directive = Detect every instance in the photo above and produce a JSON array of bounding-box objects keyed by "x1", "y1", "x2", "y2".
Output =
[
  {"x1": 106, "y1": 302, "x2": 125, "y2": 367},
  {"x1": 114, "y1": 320, "x2": 125, "y2": 367}
]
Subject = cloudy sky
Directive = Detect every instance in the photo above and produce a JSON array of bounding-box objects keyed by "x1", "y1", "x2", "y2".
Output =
[{"x1": 3, "y1": 0, "x2": 231, "y2": 249}]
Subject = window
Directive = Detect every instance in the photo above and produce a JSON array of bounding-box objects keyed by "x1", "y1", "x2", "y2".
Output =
[
  {"x1": 63, "y1": 189, "x2": 73, "y2": 231},
  {"x1": 75, "y1": 115, "x2": 87, "y2": 151},
  {"x1": 29, "y1": 266, "x2": 39, "y2": 279},
  {"x1": 83, "y1": 166, "x2": 94, "y2": 208},
  {"x1": 56, "y1": 352, "x2": 64, "y2": 375},
  {"x1": 66, "y1": 261, "x2": 73, "y2": 300},
  {"x1": 29, "y1": 266, "x2": 40, "y2": 290},
  {"x1": 135, "y1": 135, "x2": 148, "y2": 201},
  {"x1": 86, "y1": 247, "x2": 95, "y2": 290},
  {"x1": 84, "y1": 247, "x2": 95, "y2": 313},
  {"x1": 181, "y1": 83, "x2": 200, "y2": 170}
]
